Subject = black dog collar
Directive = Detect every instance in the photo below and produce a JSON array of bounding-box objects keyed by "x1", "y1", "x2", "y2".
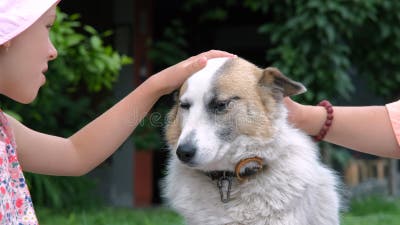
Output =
[{"x1": 205, "y1": 157, "x2": 266, "y2": 203}]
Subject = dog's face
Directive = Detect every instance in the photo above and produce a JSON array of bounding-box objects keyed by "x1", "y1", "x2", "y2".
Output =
[{"x1": 166, "y1": 57, "x2": 305, "y2": 171}]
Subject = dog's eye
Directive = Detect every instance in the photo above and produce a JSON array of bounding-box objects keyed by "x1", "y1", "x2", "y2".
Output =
[
  {"x1": 212, "y1": 100, "x2": 231, "y2": 114},
  {"x1": 179, "y1": 102, "x2": 191, "y2": 110},
  {"x1": 209, "y1": 96, "x2": 239, "y2": 114}
]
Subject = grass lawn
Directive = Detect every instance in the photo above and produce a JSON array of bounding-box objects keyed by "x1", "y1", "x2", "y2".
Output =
[
  {"x1": 341, "y1": 196, "x2": 400, "y2": 225},
  {"x1": 37, "y1": 207, "x2": 184, "y2": 225},
  {"x1": 37, "y1": 196, "x2": 400, "y2": 225}
]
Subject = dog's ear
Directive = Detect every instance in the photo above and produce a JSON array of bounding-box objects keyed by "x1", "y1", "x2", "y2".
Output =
[
  {"x1": 166, "y1": 90, "x2": 179, "y2": 126},
  {"x1": 259, "y1": 67, "x2": 306, "y2": 98},
  {"x1": 165, "y1": 90, "x2": 182, "y2": 147},
  {"x1": 172, "y1": 90, "x2": 179, "y2": 103}
]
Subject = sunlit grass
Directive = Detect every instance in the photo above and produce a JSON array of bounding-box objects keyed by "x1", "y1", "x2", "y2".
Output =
[
  {"x1": 37, "y1": 196, "x2": 400, "y2": 225},
  {"x1": 341, "y1": 195, "x2": 400, "y2": 225},
  {"x1": 37, "y1": 206, "x2": 184, "y2": 225}
]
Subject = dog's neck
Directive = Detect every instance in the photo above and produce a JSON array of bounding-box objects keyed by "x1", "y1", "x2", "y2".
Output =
[{"x1": 204, "y1": 157, "x2": 267, "y2": 203}]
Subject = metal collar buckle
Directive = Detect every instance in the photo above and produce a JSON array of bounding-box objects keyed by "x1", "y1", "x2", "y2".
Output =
[{"x1": 217, "y1": 171, "x2": 232, "y2": 203}]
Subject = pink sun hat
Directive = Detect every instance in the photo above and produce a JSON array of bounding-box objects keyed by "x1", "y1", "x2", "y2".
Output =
[{"x1": 0, "y1": 0, "x2": 59, "y2": 45}]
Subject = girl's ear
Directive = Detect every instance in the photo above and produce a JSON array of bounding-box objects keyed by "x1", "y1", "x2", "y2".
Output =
[{"x1": 259, "y1": 67, "x2": 307, "y2": 97}]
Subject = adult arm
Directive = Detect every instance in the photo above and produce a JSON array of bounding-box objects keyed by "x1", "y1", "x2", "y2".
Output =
[{"x1": 284, "y1": 98, "x2": 400, "y2": 158}]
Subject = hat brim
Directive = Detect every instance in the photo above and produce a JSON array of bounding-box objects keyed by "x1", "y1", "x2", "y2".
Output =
[{"x1": 0, "y1": 0, "x2": 59, "y2": 45}]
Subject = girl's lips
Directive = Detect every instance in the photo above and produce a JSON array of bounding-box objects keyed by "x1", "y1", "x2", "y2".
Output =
[
  {"x1": 40, "y1": 73, "x2": 46, "y2": 85},
  {"x1": 41, "y1": 68, "x2": 48, "y2": 85}
]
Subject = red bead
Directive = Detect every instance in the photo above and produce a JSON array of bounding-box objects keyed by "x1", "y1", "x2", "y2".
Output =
[{"x1": 313, "y1": 100, "x2": 334, "y2": 142}]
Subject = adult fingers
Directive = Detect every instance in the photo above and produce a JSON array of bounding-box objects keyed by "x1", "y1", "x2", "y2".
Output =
[{"x1": 283, "y1": 97, "x2": 303, "y2": 126}]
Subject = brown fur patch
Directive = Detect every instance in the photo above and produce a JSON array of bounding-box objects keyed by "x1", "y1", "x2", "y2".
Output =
[
  {"x1": 214, "y1": 58, "x2": 276, "y2": 139},
  {"x1": 166, "y1": 81, "x2": 189, "y2": 147},
  {"x1": 165, "y1": 104, "x2": 181, "y2": 147},
  {"x1": 179, "y1": 82, "x2": 188, "y2": 98}
]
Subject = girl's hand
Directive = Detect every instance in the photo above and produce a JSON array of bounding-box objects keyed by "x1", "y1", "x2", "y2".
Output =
[{"x1": 149, "y1": 50, "x2": 236, "y2": 95}]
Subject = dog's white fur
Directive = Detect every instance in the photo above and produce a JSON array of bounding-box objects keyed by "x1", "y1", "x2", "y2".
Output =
[{"x1": 163, "y1": 57, "x2": 340, "y2": 225}]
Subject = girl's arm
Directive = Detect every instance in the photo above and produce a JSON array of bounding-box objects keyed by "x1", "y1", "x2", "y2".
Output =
[
  {"x1": 284, "y1": 98, "x2": 400, "y2": 158},
  {"x1": 11, "y1": 50, "x2": 235, "y2": 176}
]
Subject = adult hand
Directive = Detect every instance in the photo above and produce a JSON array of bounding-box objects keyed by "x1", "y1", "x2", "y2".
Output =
[{"x1": 284, "y1": 97, "x2": 304, "y2": 129}]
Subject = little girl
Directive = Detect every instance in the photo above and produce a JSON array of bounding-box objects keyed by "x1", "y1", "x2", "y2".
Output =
[{"x1": 0, "y1": 0, "x2": 235, "y2": 223}]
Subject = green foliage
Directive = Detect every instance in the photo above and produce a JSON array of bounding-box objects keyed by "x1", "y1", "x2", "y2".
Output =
[
  {"x1": 348, "y1": 1, "x2": 400, "y2": 101},
  {"x1": 50, "y1": 10, "x2": 132, "y2": 93},
  {"x1": 25, "y1": 173, "x2": 100, "y2": 210},
  {"x1": 321, "y1": 143, "x2": 352, "y2": 172},
  {"x1": 148, "y1": 19, "x2": 189, "y2": 68},
  {"x1": 257, "y1": 1, "x2": 355, "y2": 102},
  {"x1": 132, "y1": 103, "x2": 170, "y2": 151},
  {"x1": 0, "y1": 9, "x2": 131, "y2": 209},
  {"x1": 132, "y1": 114, "x2": 164, "y2": 150},
  {"x1": 248, "y1": 0, "x2": 400, "y2": 102}
]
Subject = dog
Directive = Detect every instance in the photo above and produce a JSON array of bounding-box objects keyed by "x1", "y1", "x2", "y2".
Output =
[{"x1": 163, "y1": 57, "x2": 340, "y2": 225}]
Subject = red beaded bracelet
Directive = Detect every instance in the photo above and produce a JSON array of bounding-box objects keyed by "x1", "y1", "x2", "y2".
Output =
[{"x1": 313, "y1": 100, "x2": 334, "y2": 142}]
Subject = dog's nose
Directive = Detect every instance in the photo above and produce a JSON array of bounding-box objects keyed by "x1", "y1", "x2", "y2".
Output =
[{"x1": 176, "y1": 142, "x2": 197, "y2": 163}]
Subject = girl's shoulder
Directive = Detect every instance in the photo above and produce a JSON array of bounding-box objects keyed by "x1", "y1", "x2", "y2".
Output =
[{"x1": 0, "y1": 110, "x2": 16, "y2": 148}]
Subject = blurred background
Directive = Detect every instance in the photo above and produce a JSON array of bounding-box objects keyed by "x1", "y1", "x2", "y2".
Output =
[{"x1": 1, "y1": 0, "x2": 400, "y2": 224}]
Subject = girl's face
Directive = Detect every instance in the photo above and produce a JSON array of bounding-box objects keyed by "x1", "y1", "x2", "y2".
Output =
[{"x1": 0, "y1": 4, "x2": 58, "y2": 104}]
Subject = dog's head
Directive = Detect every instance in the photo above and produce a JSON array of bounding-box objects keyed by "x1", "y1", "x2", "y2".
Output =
[{"x1": 165, "y1": 57, "x2": 306, "y2": 171}]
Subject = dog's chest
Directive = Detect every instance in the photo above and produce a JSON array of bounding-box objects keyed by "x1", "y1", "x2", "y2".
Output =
[{"x1": 167, "y1": 165, "x2": 310, "y2": 224}]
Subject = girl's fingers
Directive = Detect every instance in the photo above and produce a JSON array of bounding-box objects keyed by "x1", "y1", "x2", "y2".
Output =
[
  {"x1": 199, "y1": 49, "x2": 236, "y2": 59},
  {"x1": 183, "y1": 56, "x2": 207, "y2": 75},
  {"x1": 154, "y1": 50, "x2": 236, "y2": 95},
  {"x1": 181, "y1": 50, "x2": 236, "y2": 72}
]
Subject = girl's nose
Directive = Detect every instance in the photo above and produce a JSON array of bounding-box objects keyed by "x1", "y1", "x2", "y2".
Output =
[{"x1": 48, "y1": 41, "x2": 58, "y2": 61}]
